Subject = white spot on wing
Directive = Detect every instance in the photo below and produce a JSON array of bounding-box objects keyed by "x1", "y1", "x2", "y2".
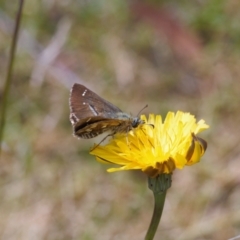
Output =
[
  {"x1": 70, "y1": 113, "x2": 79, "y2": 125},
  {"x1": 89, "y1": 105, "x2": 98, "y2": 116},
  {"x1": 82, "y1": 90, "x2": 87, "y2": 96}
]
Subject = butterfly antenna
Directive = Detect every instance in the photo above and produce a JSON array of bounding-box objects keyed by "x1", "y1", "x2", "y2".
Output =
[
  {"x1": 137, "y1": 104, "x2": 154, "y2": 129},
  {"x1": 137, "y1": 104, "x2": 148, "y2": 117}
]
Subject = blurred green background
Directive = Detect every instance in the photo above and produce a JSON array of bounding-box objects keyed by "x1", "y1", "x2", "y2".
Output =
[{"x1": 0, "y1": 1, "x2": 240, "y2": 240}]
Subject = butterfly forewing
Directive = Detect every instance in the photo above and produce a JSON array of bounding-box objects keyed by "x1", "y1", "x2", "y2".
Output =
[
  {"x1": 69, "y1": 83, "x2": 144, "y2": 139},
  {"x1": 70, "y1": 84, "x2": 124, "y2": 138},
  {"x1": 70, "y1": 84, "x2": 123, "y2": 122}
]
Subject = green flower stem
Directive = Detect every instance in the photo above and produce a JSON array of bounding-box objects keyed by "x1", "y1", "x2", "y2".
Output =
[
  {"x1": 0, "y1": 0, "x2": 24, "y2": 154},
  {"x1": 145, "y1": 174, "x2": 172, "y2": 240},
  {"x1": 145, "y1": 189, "x2": 166, "y2": 240}
]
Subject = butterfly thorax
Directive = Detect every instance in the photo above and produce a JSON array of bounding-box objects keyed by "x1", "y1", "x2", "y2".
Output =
[{"x1": 115, "y1": 113, "x2": 144, "y2": 128}]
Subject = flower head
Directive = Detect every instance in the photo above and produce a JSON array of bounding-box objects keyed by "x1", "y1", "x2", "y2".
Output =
[{"x1": 90, "y1": 111, "x2": 209, "y2": 177}]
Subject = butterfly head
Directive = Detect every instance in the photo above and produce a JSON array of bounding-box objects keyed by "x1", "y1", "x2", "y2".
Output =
[{"x1": 132, "y1": 117, "x2": 145, "y2": 128}]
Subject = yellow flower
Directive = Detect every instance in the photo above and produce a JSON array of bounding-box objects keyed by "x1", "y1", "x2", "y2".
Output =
[{"x1": 90, "y1": 111, "x2": 209, "y2": 177}]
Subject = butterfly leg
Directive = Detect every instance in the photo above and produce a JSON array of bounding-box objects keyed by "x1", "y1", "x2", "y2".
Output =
[
  {"x1": 90, "y1": 131, "x2": 116, "y2": 151},
  {"x1": 124, "y1": 127, "x2": 131, "y2": 149},
  {"x1": 140, "y1": 127, "x2": 154, "y2": 148}
]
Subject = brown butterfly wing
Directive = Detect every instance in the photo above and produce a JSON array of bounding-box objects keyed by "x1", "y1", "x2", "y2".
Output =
[
  {"x1": 74, "y1": 119, "x2": 128, "y2": 138},
  {"x1": 69, "y1": 83, "x2": 124, "y2": 138}
]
